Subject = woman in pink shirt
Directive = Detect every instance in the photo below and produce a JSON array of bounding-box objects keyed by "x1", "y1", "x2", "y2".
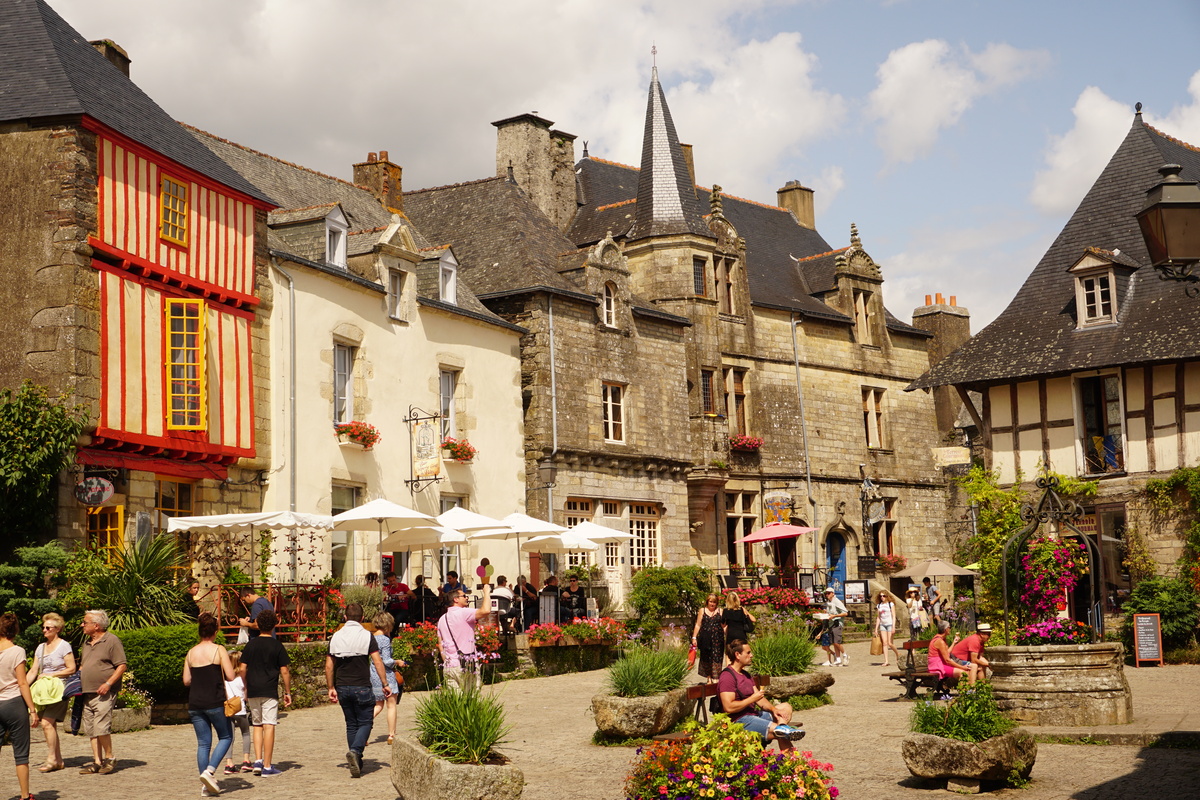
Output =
[{"x1": 925, "y1": 620, "x2": 969, "y2": 700}]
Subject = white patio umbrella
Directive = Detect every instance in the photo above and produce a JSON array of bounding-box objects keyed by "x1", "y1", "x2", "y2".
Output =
[
  {"x1": 332, "y1": 498, "x2": 440, "y2": 581},
  {"x1": 376, "y1": 526, "x2": 467, "y2": 551},
  {"x1": 565, "y1": 519, "x2": 633, "y2": 544},
  {"x1": 520, "y1": 531, "x2": 600, "y2": 554},
  {"x1": 469, "y1": 512, "x2": 566, "y2": 575},
  {"x1": 167, "y1": 510, "x2": 335, "y2": 532},
  {"x1": 437, "y1": 506, "x2": 513, "y2": 535}
]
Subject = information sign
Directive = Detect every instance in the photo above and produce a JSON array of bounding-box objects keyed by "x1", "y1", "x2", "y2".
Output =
[
  {"x1": 857, "y1": 555, "x2": 877, "y2": 579},
  {"x1": 1132, "y1": 613, "x2": 1163, "y2": 667},
  {"x1": 843, "y1": 580, "x2": 868, "y2": 604}
]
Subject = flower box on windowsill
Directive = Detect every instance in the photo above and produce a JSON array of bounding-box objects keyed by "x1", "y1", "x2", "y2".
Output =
[
  {"x1": 337, "y1": 434, "x2": 365, "y2": 450},
  {"x1": 441, "y1": 436, "x2": 478, "y2": 462},
  {"x1": 334, "y1": 421, "x2": 380, "y2": 450},
  {"x1": 729, "y1": 435, "x2": 763, "y2": 452}
]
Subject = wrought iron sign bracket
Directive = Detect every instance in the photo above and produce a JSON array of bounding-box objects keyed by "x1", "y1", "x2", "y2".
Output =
[{"x1": 403, "y1": 406, "x2": 443, "y2": 493}]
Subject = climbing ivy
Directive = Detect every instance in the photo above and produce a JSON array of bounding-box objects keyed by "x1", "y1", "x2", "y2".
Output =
[
  {"x1": 0, "y1": 382, "x2": 87, "y2": 556},
  {"x1": 1144, "y1": 466, "x2": 1200, "y2": 591}
]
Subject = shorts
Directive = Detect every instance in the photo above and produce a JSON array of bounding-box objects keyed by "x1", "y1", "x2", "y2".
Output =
[
  {"x1": 734, "y1": 709, "x2": 775, "y2": 745},
  {"x1": 82, "y1": 692, "x2": 116, "y2": 737},
  {"x1": 39, "y1": 698, "x2": 69, "y2": 722},
  {"x1": 949, "y1": 655, "x2": 971, "y2": 669},
  {"x1": 0, "y1": 696, "x2": 31, "y2": 765},
  {"x1": 247, "y1": 697, "x2": 279, "y2": 726},
  {"x1": 878, "y1": 622, "x2": 894, "y2": 633},
  {"x1": 826, "y1": 625, "x2": 843, "y2": 645},
  {"x1": 819, "y1": 631, "x2": 831, "y2": 647}
]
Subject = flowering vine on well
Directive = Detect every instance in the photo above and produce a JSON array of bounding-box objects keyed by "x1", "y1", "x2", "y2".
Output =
[{"x1": 1019, "y1": 536, "x2": 1087, "y2": 622}]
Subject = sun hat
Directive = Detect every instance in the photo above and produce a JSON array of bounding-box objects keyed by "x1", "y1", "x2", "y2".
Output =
[
  {"x1": 30, "y1": 675, "x2": 64, "y2": 707},
  {"x1": 823, "y1": 587, "x2": 835, "y2": 595},
  {"x1": 976, "y1": 623, "x2": 993, "y2": 634}
]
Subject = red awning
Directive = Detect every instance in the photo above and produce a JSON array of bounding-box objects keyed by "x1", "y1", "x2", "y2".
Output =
[{"x1": 734, "y1": 523, "x2": 819, "y2": 544}]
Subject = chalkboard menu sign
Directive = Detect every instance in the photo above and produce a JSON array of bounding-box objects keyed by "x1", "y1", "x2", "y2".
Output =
[
  {"x1": 1132, "y1": 613, "x2": 1163, "y2": 666},
  {"x1": 857, "y1": 556, "x2": 877, "y2": 579}
]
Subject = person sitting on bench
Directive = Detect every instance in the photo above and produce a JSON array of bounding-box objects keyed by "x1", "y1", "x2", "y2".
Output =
[
  {"x1": 718, "y1": 639, "x2": 805, "y2": 748},
  {"x1": 948, "y1": 622, "x2": 992, "y2": 685},
  {"x1": 926, "y1": 620, "x2": 969, "y2": 699}
]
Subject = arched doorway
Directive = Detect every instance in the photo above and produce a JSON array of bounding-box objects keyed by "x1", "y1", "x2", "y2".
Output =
[{"x1": 826, "y1": 531, "x2": 846, "y2": 597}]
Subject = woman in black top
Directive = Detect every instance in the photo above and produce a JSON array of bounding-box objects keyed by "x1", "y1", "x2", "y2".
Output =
[
  {"x1": 183, "y1": 613, "x2": 236, "y2": 796},
  {"x1": 722, "y1": 591, "x2": 756, "y2": 644},
  {"x1": 407, "y1": 576, "x2": 440, "y2": 623},
  {"x1": 517, "y1": 575, "x2": 539, "y2": 631}
]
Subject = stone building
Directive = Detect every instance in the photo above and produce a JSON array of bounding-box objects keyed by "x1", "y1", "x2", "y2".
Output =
[
  {"x1": 912, "y1": 111, "x2": 1200, "y2": 606},
  {"x1": 190, "y1": 130, "x2": 528, "y2": 584},
  {"x1": 406, "y1": 68, "x2": 956, "y2": 595},
  {"x1": 0, "y1": 0, "x2": 274, "y2": 565}
]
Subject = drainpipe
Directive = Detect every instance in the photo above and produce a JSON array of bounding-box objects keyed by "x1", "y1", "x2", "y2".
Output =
[
  {"x1": 547, "y1": 295, "x2": 559, "y2": 521},
  {"x1": 269, "y1": 258, "x2": 298, "y2": 581},
  {"x1": 791, "y1": 313, "x2": 819, "y2": 568}
]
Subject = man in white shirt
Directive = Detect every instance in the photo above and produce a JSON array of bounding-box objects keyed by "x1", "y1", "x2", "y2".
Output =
[
  {"x1": 820, "y1": 588, "x2": 849, "y2": 666},
  {"x1": 492, "y1": 576, "x2": 518, "y2": 632}
]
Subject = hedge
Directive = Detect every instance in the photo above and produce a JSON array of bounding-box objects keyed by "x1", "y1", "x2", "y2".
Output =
[{"x1": 120, "y1": 624, "x2": 224, "y2": 704}]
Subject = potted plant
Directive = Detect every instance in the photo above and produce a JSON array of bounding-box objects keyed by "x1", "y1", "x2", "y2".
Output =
[
  {"x1": 729, "y1": 434, "x2": 764, "y2": 452},
  {"x1": 334, "y1": 420, "x2": 380, "y2": 449},
  {"x1": 626, "y1": 716, "x2": 837, "y2": 799},
  {"x1": 393, "y1": 685, "x2": 522, "y2": 800},
  {"x1": 591, "y1": 646, "x2": 690, "y2": 739},
  {"x1": 901, "y1": 681, "x2": 1037, "y2": 793},
  {"x1": 441, "y1": 436, "x2": 478, "y2": 462},
  {"x1": 524, "y1": 622, "x2": 561, "y2": 647},
  {"x1": 877, "y1": 553, "x2": 907, "y2": 575},
  {"x1": 113, "y1": 672, "x2": 153, "y2": 733}
]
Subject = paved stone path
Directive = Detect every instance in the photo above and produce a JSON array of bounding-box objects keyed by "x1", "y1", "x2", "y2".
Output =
[{"x1": 7, "y1": 639, "x2": 1199, "y2": 799}]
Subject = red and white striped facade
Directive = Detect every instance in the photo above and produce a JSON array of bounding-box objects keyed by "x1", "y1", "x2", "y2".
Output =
[{"x1": 84, "y1": 125, "x2": 271, "y2": 477}]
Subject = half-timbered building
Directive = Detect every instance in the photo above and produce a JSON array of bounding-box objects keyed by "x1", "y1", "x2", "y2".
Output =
[{"x1": 1, "y1": 0, "x2": 275, "y2": 562}]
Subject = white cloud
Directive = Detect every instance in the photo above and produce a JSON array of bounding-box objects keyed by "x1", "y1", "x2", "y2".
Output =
[
  {"x1": 812, "y1": 165, "x2": 845, "y2": 217},
  {"x1": 1028, "y1": 87, "x2": 1130, "y2": 215},
  {"x1": 867, "y1": 40, "x2": 1048, "y2": 167},
  {"x1": 1146, "y1": 69, "x2": 1200, "y2": 143}
]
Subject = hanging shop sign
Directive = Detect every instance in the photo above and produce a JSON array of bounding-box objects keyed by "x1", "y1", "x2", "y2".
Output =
[{"x1": 74, "y1": 477, "x2": 114, "y2": 506}]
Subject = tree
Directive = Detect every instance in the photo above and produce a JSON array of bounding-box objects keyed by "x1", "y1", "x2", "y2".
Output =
[{"x1": 0, "y1": 381, "x2": 87, "y2": 556}]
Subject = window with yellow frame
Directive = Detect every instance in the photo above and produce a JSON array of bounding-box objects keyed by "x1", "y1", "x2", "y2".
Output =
[
  {"x1": 160, "y1": 175, "x2": 189, "y2": 246},
  {"x1": 86, "y1": 506, "x2": 124, "y2": 564},
  {"x1": 166, "y1": 299, "x2": 206, "y2": 429}
]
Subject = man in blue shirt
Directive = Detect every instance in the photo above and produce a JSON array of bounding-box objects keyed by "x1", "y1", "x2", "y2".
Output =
[{"x1": 238, "y1": 586, "x2": 276, "y2": 639}]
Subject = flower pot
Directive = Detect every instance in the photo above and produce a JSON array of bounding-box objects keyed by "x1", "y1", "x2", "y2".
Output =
[
  {"x1": 901, "y1": 729, "x2": 1037, "y2": 791},
  {"x1": 591, "y1": 687, "x2": 691, "y2": 738},
  {"x1": 527, "y1": 638, "x2": 558, "y2": 647},
  {"x1": 391, "y1": 735, "x2": 523, "y2": 800},
  {"x1": 988, "y1": 642, "x2": 1132, "y2": 726}
]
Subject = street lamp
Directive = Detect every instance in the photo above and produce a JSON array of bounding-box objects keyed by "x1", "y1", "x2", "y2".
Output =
[
  {"x1": 1136, "y1": 163, "x2": 1200, "y2": 287},
  {"x1": 536, "y1": 457, "x2": 558, "y2": 489}
]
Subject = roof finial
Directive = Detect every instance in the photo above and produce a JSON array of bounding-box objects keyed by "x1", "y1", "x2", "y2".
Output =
[
  {"x1": 710, "y1": 184, "x2": 723, "y2": 216},
  {"x1": 850, "y1": 222, "x2": 861, "y2": 248},
  {"x1": 652, "y1": 43, "x2": 657, "y2": 67},
  {"x1": 1135, "y1": 101, "x2": 1143, "y2": 115},
  {"x1": 582, "y1": 140, "x2": 589, "y2": 158}
]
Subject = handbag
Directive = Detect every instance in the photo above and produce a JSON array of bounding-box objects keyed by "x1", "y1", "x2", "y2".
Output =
[
  {"x1": 687, "y1": 644, "x2": 697, "y2": 667},
  {"x1": 224, "y1": 695, "x2": 242, "y2": 717},
  {"x1": 870, "y1": 634, "x2": 884, "y2": 656},
  {"x1": 62, "y1": 670, "x2": 82, "y2": 698}
]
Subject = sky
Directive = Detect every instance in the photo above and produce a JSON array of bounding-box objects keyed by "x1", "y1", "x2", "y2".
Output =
[{"x1": 51, "y1": 0, "x2": 1200, "y2": 331}]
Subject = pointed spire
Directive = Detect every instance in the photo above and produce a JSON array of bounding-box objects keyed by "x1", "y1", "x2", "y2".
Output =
[{"x1": 628, "y1": 66, "x2": 713, "y2": 241}]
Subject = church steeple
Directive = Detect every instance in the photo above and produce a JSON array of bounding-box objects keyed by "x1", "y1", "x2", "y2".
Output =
[{"x1": 628, "y1": 66, "x2": 713, "y2": 241}]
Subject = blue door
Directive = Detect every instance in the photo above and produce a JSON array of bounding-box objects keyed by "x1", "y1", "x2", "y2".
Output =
[{"x1": 826, "y1": 532, "x2": 846, "y2": 599}]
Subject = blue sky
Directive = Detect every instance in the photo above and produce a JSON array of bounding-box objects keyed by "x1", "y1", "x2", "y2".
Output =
[{"x1": 53, "y1": 0, "x2": 1200, "y2": 330}]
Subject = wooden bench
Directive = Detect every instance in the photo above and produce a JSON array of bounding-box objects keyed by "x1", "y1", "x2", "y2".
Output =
[
  {"x1": 883, "y1": 640, "x2": 957, "y2": 699},
  {"x1": 651, "y1": 675, "x2": 771, "y2": 742}
]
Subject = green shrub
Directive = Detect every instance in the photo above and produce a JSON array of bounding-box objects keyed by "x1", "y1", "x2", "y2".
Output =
[
  {"x1": 61, "y1": 535, "x2": 188, "y2": 630},
  {"x1": 628, "y1": 565, "x2": 712, "y2": 630},
  {"x1": 606, "y1": 646, "x2": 688, "y2": 697},
  {"x1": 910, "y1": 681, "x2": 1016, "y2": 743},
  {"x1": 785, "y1": 692, "x2": 833, "y2": 711},
  {"x1": 340, "y1": 584, "x2": 385, "y2": 620},
  {"x1": 749, "y1": 633, "x2": 815, "y2": 676},
  {"x1": 1120, "y1": 575, "x2": 1200, "y2": 650},
  {"x1": 119, "y1": 623, "x2": 224, "y2": 704},
  {"x1": 414, "y1": 685, "x2": 510, "y2": 764}
]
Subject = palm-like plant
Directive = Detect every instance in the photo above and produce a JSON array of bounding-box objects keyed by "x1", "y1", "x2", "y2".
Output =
[{"x1": 87, "y1": 534, "x2": 189, "y2": 630}]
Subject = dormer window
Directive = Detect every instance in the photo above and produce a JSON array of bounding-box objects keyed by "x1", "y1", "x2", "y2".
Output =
[
  {"x1": 1078, "y1": 273, "x2": 1114, "y2": 325},
  {"x1": 1069, "y1": 249, "x2": 1125, "y2": 328},
  {"x1": 325, "y1": 208, "x2": 348, "y2": 268},
  {"x1": 853, "y1": 289, "x2": 873, "y2": 345},
  {"x1": 439, "y1": 252, "x2": 458, "y2": 304},
  {"x1": 602, "y1": 282, "x2": 617, "y2": 327}
]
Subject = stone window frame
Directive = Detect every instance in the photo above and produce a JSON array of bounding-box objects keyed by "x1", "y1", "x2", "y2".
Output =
[
  {"x1": 853, "y1": 288, "x2": 873, "y2": 346},
  {"x1": 439, "y1": 368, "x2": 460, "y2": 439},
  {"x1": 871, "y1": 497, "x2": 897, "y2": 556},
  {"x1": 862, "y1": 385, "x2": 888, "y2": 450},
  {"x1": 725, "y1": 489, "x2": 758, "y2": 566},
  {"x1": 723, "y1": 367, "x2": 748, "y2": 435},
  {"x1": 602, "y1": 382, "x2": 626, "y2": 443},
  {"x1": 602, "y1": 282, "x2": 618, "y2": 328},
  {"x1": 330, "y1": 482, "x2": 363, "y2": 582},
  {"x1": 387, "y1": 268, "x2": 408, "y2": 321},
  {"x1": 700, "y1": 369, "x2": 719, "y2": 415},
  {"x1": 628, "y1": 503, "x2": 660, "y2": 568},
  {"x1": 692, "y1": 256, "x2": 709, "y2": 297},
  {"x1": 325, "y1": 209, "x2": 348, "y2": 269},
  {"x1": 439, "y1": 252, "x2": 459, "y2": 305},
  {"x1": 714, "y1": 256, "x2": 735, "y2": 314},
  {"x1": 333, "y1": 341, "x2": 356, "y2": 424}
]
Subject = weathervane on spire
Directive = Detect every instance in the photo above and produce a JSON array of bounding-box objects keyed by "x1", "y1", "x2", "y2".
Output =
[{"x1": 652, "y1": 43, "x2": 657, "y2": 67}]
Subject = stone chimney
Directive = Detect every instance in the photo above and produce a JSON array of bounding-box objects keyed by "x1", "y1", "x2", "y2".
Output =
[
  {"x1": 777, "y1": 180, "x2": 815, "y2": 230},
  {"x1": 353, "y1": 150, "x2": 403, "y2": 214},
  {"x1": 90, "y1": 40, "x2": 130, "y2": 77},
  {"x1": 912, "y1": 293, "x2": 972, "y2": 435},
  {"x1": 493, "y1": 113, "x2": 577, "y2": 231},
  {"x1": 680, "y1": 143, "x2": 696, "y2": 187}
]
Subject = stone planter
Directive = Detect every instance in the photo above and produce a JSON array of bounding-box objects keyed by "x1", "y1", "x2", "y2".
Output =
[
  {"x1": 391, "y1": 735, "x2": 523, "y2": 800},
  {"x1": 901, "y1": 729, "x2": 1037, "y2": 793},
  {"x1": 989, "y1": 642, "x2": 1132, "y2": 726},
  {"x1": 112, "y1": 706, "x2": 152, "y2": 733},
  {"x1": 761, "y1": 671, "x2": 835, "y2": 701},
  {"x1": 591, "y1": 687, "x2": 691, "y2": 738}
]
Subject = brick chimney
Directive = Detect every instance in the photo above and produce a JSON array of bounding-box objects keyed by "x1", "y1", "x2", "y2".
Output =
[
  {"x1": 912, "y1": 293, "x2": 972, "y2": 435},
  {"x1": 777, "y1": 180, "x2": 815, "y2": 230},
  {"x1": 492, "y1": 113, "x2": 577, "y2": 231},
  {"x1": 353, "y1": 150, "x2": 403, "y2": 214},
  {"x1": 90, "y1": 40, "x2": 130, "y2": 77}
]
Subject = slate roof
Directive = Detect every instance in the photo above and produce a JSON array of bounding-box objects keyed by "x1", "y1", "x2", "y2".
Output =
[
  {"x1": 911, "y1": 115, "x2": 1200, "y2": 390},
  {"x1": 189, "y1": 126, "x2": 504, "y2": 322},
  {"x1": 628, "y1": 67, "x2": 714, "y2": 241},
  {"x1": 0, "y1": 0, "x2": 270, "y2": 204}
]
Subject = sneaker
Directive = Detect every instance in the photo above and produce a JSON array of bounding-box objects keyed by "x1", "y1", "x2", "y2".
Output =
[
  {"x1": 841, "y1": 655, "x2": 849, "y2": 666},
  {"x1": 347, "y1": 750, "x2": 361, "y2": 779},
  {"x1": 199, "y1": 769, "x2": 221, "y2": 794},
  {"x1": 773, "y1": 724, "x2": 807, "y2": 741},
  {"x1": 260, "y1": 767, "x2": 282, "y2": 777},
  {"x1": 819, "y1": 660, "x2": 833, "y2": 667},
  {"x1": 252, "y1": 761, "x2": 263, "y2": 776},
  {"x1": 240, "y1": 763, "x2": 254, "y2": 773},
  {"x1": 201, "y1": 789, "x2": 211, "y2": 798},
  {"x1": 223, "y1": 765, "x2": 239, "y2": 776}
]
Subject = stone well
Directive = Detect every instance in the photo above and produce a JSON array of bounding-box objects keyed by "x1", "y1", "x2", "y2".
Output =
[{"x1": 989, "y1": 642, "x2": 1132, "y2": 726}]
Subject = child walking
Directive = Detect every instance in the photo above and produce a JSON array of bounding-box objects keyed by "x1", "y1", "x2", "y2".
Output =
[{"x1": 223, "y1": 653, "x2": 253, "y2": 775}]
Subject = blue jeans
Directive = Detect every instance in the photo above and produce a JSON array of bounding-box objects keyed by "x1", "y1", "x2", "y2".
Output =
[
  {"x1": 337, "y1": 685, "x2": 375, "y2": 755},
  {"x1": 189, "y1": 707, "x2": 233, "y2": 773}
]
